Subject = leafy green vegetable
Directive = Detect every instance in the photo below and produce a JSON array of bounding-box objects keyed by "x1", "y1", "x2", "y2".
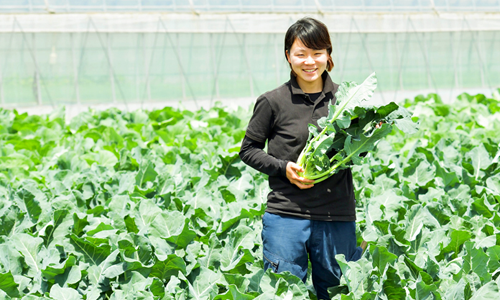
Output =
[
  {"x1": 0, "y1": 88, "x2": 499, "y2": 299},
  {"x1": 296, "y1": 73, "x2": 418, "y2": 183}
]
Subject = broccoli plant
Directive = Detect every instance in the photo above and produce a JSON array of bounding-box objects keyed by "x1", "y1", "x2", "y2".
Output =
[{"x1": 296, "y1": 73, "x2": 418, "y2": 183}]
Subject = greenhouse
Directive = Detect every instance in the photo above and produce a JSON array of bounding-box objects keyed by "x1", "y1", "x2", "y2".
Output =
[
  {"x1": 1, "y1": 1, "x2": 500, "y2": 300},
  {"x1": 1, "y1": 0, "x2": 499, "y2": 112}
]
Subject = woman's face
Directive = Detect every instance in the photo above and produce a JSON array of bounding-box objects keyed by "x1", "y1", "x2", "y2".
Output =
[{"x1": 286, "y1": 38, "x2": 329, "y2": 89}]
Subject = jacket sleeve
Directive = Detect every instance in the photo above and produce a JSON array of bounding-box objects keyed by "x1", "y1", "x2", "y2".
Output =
[
  {"x1": 239, "y1": 136, "x2": 288, "y2": 177},
  {"x1": 239, "y1": 96, "x2": 288, "y2": 177}
]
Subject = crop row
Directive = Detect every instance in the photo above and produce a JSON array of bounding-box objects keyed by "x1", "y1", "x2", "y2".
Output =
[{"x1": 0, "y1": 91, "x2": 499, "y2": 299}]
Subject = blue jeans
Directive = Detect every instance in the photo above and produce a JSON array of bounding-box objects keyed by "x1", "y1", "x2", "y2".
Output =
[{"x1": 261, "y1": 212, "x2": 363, "y2": 300}]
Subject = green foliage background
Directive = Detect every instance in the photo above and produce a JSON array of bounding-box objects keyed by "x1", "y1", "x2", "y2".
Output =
[{"x1": 0, "y1": 92, "x2": 499, "y2": 299}]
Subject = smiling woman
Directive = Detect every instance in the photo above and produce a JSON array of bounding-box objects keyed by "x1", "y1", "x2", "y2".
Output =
[
  {"x1": 239, "y1": 17, "x2": 365, "y2": 300},
  {"x1": 284, "y1": 19, "x2": 334, "y2": 93},
  {"x1": 286, "y1": 39, "x2": 328, "y2": 93}
]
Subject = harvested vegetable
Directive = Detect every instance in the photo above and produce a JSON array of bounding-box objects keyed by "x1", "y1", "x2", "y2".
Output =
[{"x1": 297, "y1": 72, "x2": 418, "y2": 183}]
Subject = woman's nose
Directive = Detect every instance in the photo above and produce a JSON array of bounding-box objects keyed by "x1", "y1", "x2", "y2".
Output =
[{"x1": 304, "y1": 56, "x2": 314, "y2": 64}]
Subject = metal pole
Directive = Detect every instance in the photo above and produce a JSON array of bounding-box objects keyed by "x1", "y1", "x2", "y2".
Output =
[
  {"x1": 464, "y1": 17, "x2": 491, "y2": 89},
  {"x1": 339, "y1": 16, "x2": 354, "y2": 83},
  {"x1": 71, "y1": 32, "x2": 80, "y2": 105},
  {"x1": 422, "y1": 32, "x2": 434, "y2": 91},
  {"x1": 158, "y1": 17, "x2": 198, "y2": 108},
  {"x1": 32, "y1": 33, "x2": 42, "y2": 105},
  {"x1": 452, "y1": 32, "x2": 458, "y2": 89},
  {"x1": 75, "y1": 18, "x2": 91, "y2": 107},
  {"x1": 135, "y1": 33, "x2": 140, "y2": 103},
  {"x1": 209, "y1": 19, "x2": 228, "y2": 107},
  {"x1": 88, "y1": 17, "x2": 128, "y2": 109},
  {"x1": 227, "y1": 17, "x2": 258, "y2": 97},
  {"x1": 0, "y1": 20, "x2": 15, "y2": 106},
  {"x1": 352, "y1": 17, "x2": 385, "y2": 102},
  {"x1": 0, "y1": 65, "x2": 3, "y2": 106},
  {"x1": 180, "y1": 34, "x2": 186, "y2": 100},
  {"x1": 274, "y1": 33, "x2": 281, "y2": 86},
  {"x1": 393, "y1": 16, "x2": 411, "y2": 102},
  {"x1": 106, "y1": 33, "x2": 117, "y2": 104},
  {"x1": 209, "y1": 33, "x2": 219, "y2": 100},
  {"x1": 141, "y1": 20, "x2": 161, "y2": 106},
  {"x1": 408, "y1": 17, "x2": 438, "y2": 93},
  {"x1": 146, "y1": 32, "x2": 151, "y2": 102},
  {"x1": 242, "y1": 34, "x2": 254, "y2": 97}
]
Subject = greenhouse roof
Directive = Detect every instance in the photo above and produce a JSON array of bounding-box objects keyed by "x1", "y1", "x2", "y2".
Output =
[{"x1": 1, "y1": 0, "x2": 500, "y2": 13}]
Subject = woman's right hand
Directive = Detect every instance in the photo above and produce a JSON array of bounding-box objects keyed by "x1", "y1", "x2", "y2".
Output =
[{"x1": 286, "y1": 162, "x2": 315, "y2": 189}]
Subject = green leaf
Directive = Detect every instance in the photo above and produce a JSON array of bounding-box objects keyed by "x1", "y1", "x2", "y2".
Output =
[
  {"x1": 407, "y1": 159, "x2": 436, "y2": 187},
  {"x1": 86, "y1": 249, "x2": 120, "y2": 286},
  {"x1": 486, "y1": 173, "x2": 500, "y2": 195},
  {"x1": 442, "y1": 278, "x2": 466, "y2": 300},
  {"x1": 486, "y1": 245, "x2": 500, "y2": 274},
  {"x1": 13, "y1": 233, "x2": 43, "y2": 277},
  {"x1": 135, "y1": 160, "x2": 158, "y2": 187},
  {"x1": 335, "y1": 72, "x2": 378, "y2": 115},
  {"x1": 415, "y1": 275, "x2": 437, "y2": 300},
  {"x1": 41, "y1": 209, "x2": 70, "y2": 247},
  {"x1": 41, "y1": 255, "x2": 77, "y2": 281},
  {"x1": 469, "y1": 281, "x2": 499, "y2": 300},
  {"x1": 404, "y1": 205, "x2": 426, "y2": 241},
  {"x1": 463, "y1": 242, "x2": 491, "y2": 282},
  {"x1": 150, "y1": 253, "x2": 186, "y2": 281},
  {"x1": 187, "y1": 266, "x2": 221, "y2": 299},
  {"x1": 465, "y1": 144, "x2": 491, "y2": 180},
  {"x1": 0, "y1": 244, "x2": 23, "y2": 275},
  {"x1": 69, "y1": 234, "x2": 111, "y2": 266},
  {"x1": 49, "y1": 284, "x2": 83, "y2": 300},
  {"x1": 72, "y1": 213, "x2": 89, "y2": 236},
  {"x1": 439, "y1": 230, "x2": 471, "y2": 259},
  {"x1": 134, "y1": 199, "x2": 162, "y2": 234},
  {"x1": 382, "y1": 266, "x2": 406, "y2": 300},
  {"x1": 148, "y1": 211, "x2": 196, "y2": 248},
  {"x1": 213, "y1": 284, "x2": 255, "y2": 300},
  {"x1": 372, "y1": 246, "x2": 398, "y2": 274},
  {"x1": 336, "y1": 254, "x2": 373, "y2": 295},
  {"x1": 0, "y1": 271, "x2": 20, "y2": 298},
  {"x1": 220, "y1": 225, "x2": 255, "y2": 272},
  {"x1": 258, "y1": 269, "x2": 308, "y2": 297},
  {"x1": 17, "y1": 185, "x2": 44, "y2": 223}
]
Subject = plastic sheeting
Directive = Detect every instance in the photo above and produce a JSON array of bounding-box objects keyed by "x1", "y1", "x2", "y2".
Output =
[
  {"x1": 2, "y1": 13, "x2": 500, "y2": 33},
  {"x1": 0, "y1": 12, "x2": 499, "y2": 108},
  {"x1": 2, "y1": 0, "x2": 500, "y2": 13}
]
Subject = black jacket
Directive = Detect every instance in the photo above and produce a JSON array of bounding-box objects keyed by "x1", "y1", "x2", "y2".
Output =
[{"x1": 239, "y1": 72, "x2": 356, "y2": 221}]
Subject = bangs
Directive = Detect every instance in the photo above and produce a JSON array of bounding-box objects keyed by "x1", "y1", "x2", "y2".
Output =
[{"x1": 297, "y1": 27, "x2": 331, "y2": 51}]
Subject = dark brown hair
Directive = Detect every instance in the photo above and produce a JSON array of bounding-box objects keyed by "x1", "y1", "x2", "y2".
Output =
[{"x1": 284, "y1": 17, "x2": 334, "y2": 71}]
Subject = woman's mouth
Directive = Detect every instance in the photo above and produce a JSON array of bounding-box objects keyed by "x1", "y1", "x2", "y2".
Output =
[{"x1": 303, "y1": 69, "x2": 317, "y2": 74}]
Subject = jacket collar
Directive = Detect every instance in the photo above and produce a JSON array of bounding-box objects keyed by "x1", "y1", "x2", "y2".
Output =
[{"x1": 289, "y1": 71, "x2": 336, "y2": 96}]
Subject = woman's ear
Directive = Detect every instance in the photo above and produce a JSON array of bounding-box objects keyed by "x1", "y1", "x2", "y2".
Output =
[
  {"x1": 286, "y1": 50, "x2": 291, "y2": 63},
  {"x1": 327, "y1": 54, "x2": 334, "y2": 71}
]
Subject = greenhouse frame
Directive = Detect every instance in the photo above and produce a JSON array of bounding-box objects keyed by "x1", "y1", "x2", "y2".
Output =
[{"x1": 1, "y1": 0, "x2": 499, "y2": 111}]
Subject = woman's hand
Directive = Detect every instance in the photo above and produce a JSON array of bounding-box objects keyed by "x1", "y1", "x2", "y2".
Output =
[{"x1": 286, "y1": 162, "x2": 315, "y2": 189}]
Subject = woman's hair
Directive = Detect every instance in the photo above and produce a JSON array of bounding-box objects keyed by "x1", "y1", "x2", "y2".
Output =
[{"x1": 284, "y1": 17, "x2": 334, "y2": 71}]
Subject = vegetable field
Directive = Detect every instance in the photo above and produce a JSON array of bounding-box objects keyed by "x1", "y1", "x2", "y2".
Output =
[{"x1": 0, "y1": 91, "x2": 499, "y2": 299}]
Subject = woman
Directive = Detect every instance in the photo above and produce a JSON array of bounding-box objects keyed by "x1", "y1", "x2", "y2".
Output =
[{"x1": 239, "y1": 17, "x2": 365, "y2": 299}]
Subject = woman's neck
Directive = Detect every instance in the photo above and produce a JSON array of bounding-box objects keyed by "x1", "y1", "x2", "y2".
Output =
[{"x1": 296, "y1": 76, "x2": 323, "y2": 93}]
